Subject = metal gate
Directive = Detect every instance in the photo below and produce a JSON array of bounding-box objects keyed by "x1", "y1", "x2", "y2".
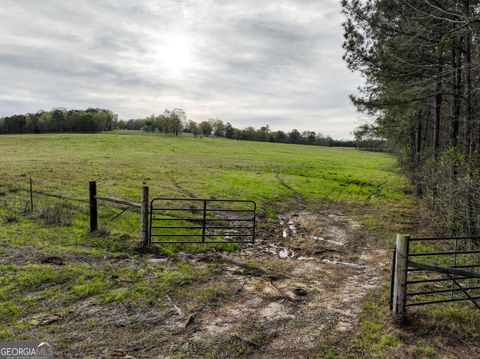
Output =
[
  {"x1": 390, "y1": 235, "x2": 480, "y2": 311},
  {"x1": 149, "y1": 198, "x2": 256, "y2": 244}
]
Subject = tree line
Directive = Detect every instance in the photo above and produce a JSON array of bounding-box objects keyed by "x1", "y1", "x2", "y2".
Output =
[
  {"x1": 0, "y1": 108, "x2": 116, "y2": 134},
  {"x1": 119, "y1": 110, "x2": 358, "y2": 147},
  {"x1": 342, "y1": 0, "x2": 480, "y2": 234},
  {"x1": 0, "y1": 106, "x2": 361, "y2": 147}
]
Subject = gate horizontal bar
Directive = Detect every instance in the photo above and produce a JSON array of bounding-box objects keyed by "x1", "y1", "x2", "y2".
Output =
[
  {"x1": 151, "y1": 235, "x2": 254, "y2": 238},
  {"x1": 152, "y1": 208, "x2": 203, "y2": 211},
  {"x1": 203, "y1": 225, "x2": 254, "y2": 229},
  {"x1": 407, "y1": 286, "x2": 480, "y2": 297},
  {"x1": 152, "y1": 208, "x2": 254, "y2": 213},
  {"x1": 409, "y1": 250, "x2": 480, "y2": 257},
  {"x1": 407, "y1": 295, "x2": 480, "y2": 307},
  {"x1": 408, "y1": 264, "x2": 480, "y2": 272},
  {"x1": 408, "y1": 260, "x2": 480, "y2": 278},
  {"x1": 201, "y1": 208, "x2": 254, "y2": 212},
  {"x1": 151, "y1": 217, "x2": 203, "y2": 221},
  {"x1": 410, "y1": 236, "x2": 480, "y2": 241},
  {"x1": 150, "y1": 240, "x2": 253, "y2": 244},
  {"x1": 407, "y1": 277, "x2": 478, "y2": 284},
  {"x1": 151, "y1": 226, "x2": 203, "y2": 229}
]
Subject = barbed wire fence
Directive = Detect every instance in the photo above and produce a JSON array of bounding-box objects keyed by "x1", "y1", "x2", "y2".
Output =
[{"x1": 0, "y1": 178, "x2": 143, "y2": 244}]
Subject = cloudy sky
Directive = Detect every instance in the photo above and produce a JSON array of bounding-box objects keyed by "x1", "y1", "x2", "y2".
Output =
[{"x1": 0, "y1": 0, "x2": 362, "y2": 138}]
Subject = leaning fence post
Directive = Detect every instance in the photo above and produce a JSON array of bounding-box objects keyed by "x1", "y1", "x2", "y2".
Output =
[
  {"x1": 393, "y1": 234, "x2": 410, "y2": 324},
  {"x1": 89, "y1": 181, "x2": 98, "y2": 233},
  {"x1": 141, "y1": 186, "x2": 149, "y2": 246},
  {"x1": 29, "y1": 177, "x2": 34, "y2": 212}
]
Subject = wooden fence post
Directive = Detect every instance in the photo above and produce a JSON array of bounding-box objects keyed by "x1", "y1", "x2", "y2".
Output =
[
  {"x1": 29, "y1": 177, "x2": 34, "y2": 212},
  {"x1": 393, "y1": 234, "x2": 410, "y2": 324},
  {"x1": 141, "y1": 186, "x2": 149, "y2": 246},
  {"x1": 89, "y1": 181, "x2": 98, "y2": 233}
]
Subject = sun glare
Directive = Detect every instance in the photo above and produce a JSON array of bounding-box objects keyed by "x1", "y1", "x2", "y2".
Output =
[{"x1": 155, "y1": 33, "x2": 192, "y2": 72}]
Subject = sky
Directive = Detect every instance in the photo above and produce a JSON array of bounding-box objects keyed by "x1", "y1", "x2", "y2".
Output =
[{"x1": 0, "y1": 0, "x2": 363, "y2": 139}]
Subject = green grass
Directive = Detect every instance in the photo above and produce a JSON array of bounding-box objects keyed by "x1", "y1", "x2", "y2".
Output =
[
  {"x1": 7, "y1": 132, "x2": 474, "y2": 357},
  {"x1": 340, "y1": 284, "x2": 480, "y2": 358},
  {"x1": 0, "y1": 132, "x2": 408, "y2": 206}
]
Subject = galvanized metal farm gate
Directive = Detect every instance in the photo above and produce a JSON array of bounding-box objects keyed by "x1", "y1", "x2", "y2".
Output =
[
  {"x1": 390, "y1": 234, "x2": 480, "y2": 322},
  {"x1": 148, "y1": 198, "x2": 256, "y2": 244}
]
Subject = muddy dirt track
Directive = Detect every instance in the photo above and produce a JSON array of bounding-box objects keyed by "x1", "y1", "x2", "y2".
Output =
[{"x1": 134, "y1": 211, "x2": 391, "y2": 358}]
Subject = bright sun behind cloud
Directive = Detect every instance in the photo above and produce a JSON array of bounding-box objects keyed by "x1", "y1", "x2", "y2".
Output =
[{"x1": 154, "y1": 33, "x2": 193, "y2": 73}]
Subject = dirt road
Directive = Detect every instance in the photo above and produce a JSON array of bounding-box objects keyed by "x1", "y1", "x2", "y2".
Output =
[{"x1": 148, "y1": 211, "x2": 390, "y2": 358}]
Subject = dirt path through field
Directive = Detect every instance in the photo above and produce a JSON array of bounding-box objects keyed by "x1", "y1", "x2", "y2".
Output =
[{"x1": 159, "y1": 211, "x2": 391, "y2": 358}]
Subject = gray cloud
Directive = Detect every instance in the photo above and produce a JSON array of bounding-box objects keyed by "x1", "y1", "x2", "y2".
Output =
[{"x1": 0, "y1": 0, "x2": 361, "y2": 138}]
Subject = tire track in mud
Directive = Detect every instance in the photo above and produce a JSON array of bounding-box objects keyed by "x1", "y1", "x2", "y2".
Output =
[
  {"x1": 165, "y1": 174, "x2": 196, "y2": 198},
  {"x1": 276, "y1": 174, "x2": 306, "y2": 204}
]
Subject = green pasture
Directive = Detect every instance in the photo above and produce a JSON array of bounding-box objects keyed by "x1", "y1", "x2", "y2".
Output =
[
  {"x1": 0, "y1": 131, "x2": 407, "y2": 205},
  {"x1": 0, "y1": 132, "x2": 412, "y2": 250}
]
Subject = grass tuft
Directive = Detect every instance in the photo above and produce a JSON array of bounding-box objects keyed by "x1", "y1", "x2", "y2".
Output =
[{"x1": 38, "y1": 204, "x2": 73, "y2": 226}]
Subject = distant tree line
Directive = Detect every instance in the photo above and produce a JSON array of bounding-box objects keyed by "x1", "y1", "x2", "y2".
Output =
[
  {"x1": 0, "y1": 108, "x2": 116, "y2": 134},
  {"x1": 342, "y1": 0, "x2": 480, "y2": 235},
  {"x1": 1, "y1": 107, "x2": 371, "y2": 148},
  {"x1": 119, "y1": 110, "x2": 358, "y2": 147}
]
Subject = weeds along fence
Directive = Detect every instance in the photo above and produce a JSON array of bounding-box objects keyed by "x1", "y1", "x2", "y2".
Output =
[{"x1": 0, "y1": 178, "x2": 147, "y2": 245}]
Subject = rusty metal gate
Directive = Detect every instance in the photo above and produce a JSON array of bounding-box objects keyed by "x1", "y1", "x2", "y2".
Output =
[{"x1": 149, "y1": 198, "x2": 256, "y2": 244}]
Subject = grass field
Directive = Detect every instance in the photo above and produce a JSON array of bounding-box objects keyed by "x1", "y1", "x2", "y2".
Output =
[
  {"x1": 0, "y1": 132, "x2": 478, "y2": 358},
  {"x1": 0, "y1": 131, "x2": 406, "y2": 204},
  {"x1": 1, "y1": 131, "x2": 409, "y2": 252}
]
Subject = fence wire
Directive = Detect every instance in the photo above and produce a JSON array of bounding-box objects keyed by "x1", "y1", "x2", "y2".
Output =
[{"x1": 0, "y1": 180, "x2": 141, "y2": 240}]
